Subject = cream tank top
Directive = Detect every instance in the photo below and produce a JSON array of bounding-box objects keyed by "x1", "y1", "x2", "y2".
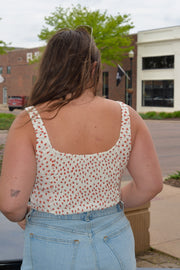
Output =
[{"x1": 25, "y1": 101, "x2": 131, "y2": 215}]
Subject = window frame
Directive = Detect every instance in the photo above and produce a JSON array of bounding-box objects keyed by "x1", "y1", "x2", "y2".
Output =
[
  {"x1": 7, "y1": 66, "x2": 11, "y2": 74},
  {"x1": 102, "y1": 71, "x2": 109, "y2": 99},
  {"x1": 142, "y1": 55, "x2": 174, "y2": 70},
  {"x1": 142, "y1": 80, "x2": 174, "y2": 108}
]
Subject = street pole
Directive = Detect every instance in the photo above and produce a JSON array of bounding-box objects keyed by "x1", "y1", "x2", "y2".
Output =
[{"x1": 128, "y1": 50, "x2": 134, "y2": 107}]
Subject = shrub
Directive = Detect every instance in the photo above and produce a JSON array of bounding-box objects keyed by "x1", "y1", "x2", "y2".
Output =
[
  {"x1": 159, "y1": 112, "x2": 167, "y2": 118},
  {"x1": 172, "y1": 111, "x2": 180, "y2": 118},
  {"x1": 146, "y1": 111, "x2": 157, "y2": 118},
  {"x1": 139, "y1": 111, "x2": 180, "y2": 120},
  {"x1": 166, "y1": 171, "x2": 180, "y2": 180}
]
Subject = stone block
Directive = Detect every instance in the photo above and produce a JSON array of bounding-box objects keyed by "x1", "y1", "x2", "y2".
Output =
[{"x1": 125, "y1": 202, "x2": 150, "y2": 255}]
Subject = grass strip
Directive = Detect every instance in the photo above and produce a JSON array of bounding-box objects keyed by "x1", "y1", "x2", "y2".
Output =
[{"x1": 0, "y1": 113, "x2": 16, "y2": 130}]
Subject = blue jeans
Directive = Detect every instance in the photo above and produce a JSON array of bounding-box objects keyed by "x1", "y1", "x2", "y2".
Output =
[{"x1": 21, "y1": 203, "x2": 136, "y2": 270}]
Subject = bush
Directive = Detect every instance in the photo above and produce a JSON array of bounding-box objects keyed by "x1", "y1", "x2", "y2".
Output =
[
  {"x1": 166, "y1": 171, "x2": 180, "y2": 180},
  {"x1": 139, "y1": 111, "x2": 180, "y2": 120},
  {"x1": 165, "y1": 113, "x2": 173, "y2": 119},
  {"x1": 172, "y1": 111, "x2": 180, "y2": 118},
  {"x1": 159, "y1": 112, "x2": 167, "y2": 118},
  {"x1": 146, "y1": 111, "x2": 157, "y2": 118},
  {"x1": 139, "y1": 113, "x2": 148, "y2": 119}
]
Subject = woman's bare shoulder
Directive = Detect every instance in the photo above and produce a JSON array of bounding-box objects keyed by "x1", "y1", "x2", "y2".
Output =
[
  {"x1": 7, "y1": 110, "x2": 35, "y2": 146},
  {"x1": 10, "y1": 110, "x2": 31, "y2": 130}
]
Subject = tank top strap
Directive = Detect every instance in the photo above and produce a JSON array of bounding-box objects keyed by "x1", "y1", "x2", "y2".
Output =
[
  {"x1": 116, "y1": 101, "x2": 131, "y2": 145},
  {"x1": 25, "y1": 106, "x2": 50, "y2": 148}
]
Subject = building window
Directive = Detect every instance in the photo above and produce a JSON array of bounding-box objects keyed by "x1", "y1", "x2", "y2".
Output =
[
  {"x1": 18, "y1": 57, "x2": 23, "y2": 62},
  {"x1": 102, "y1": 72, "x2": 109, "y2": 98},
  {"x1": 0, "y1": 67, "x2": 3, "y2": 74},
  {"x1": 142, "y1": 55, "x2": 174, "y2": 70},
  {"x1": 3, "y1": 87, "x2": 7, "y2": 104},
  {"x1": 142, "y1": 80, "x2": 174, "y2": 107},
  {"x1": 27, "y1": 51, "x2": 40, "y2": 63},
  {"x1": 26, "y1": 52, "x2": 33, "y2": 63},
  {"x1": 7, "y1": 66, "x2": 11, "y2": 74},
  {"x1": 34, "y1": 51, "x2": 40, "y2": 59}
]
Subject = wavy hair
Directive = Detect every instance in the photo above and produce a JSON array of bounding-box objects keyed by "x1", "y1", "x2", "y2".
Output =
[{"x1": 28, "y1": 27, "x2": 101, "y2": 112}]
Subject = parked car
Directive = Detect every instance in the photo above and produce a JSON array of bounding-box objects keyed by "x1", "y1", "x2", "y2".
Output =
[
  {"x1": 0, "y1": 212, "x2": 23, "y2": 269},
  {"x1": 0, "y1": 260, "x2": 22, "y2": 270},
  {"x1": 8, "y1": 96, "x2": 28, "y2": 111}
]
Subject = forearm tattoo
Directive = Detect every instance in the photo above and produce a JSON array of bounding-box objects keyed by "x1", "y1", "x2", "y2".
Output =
[{"x1": 10, "y1": 189, "x2": 21, "y2": 197}]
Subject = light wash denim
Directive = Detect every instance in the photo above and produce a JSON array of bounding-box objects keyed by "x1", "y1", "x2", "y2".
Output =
[{"x1": 21, "y1": 203, "x2": 136, "y2": 270}]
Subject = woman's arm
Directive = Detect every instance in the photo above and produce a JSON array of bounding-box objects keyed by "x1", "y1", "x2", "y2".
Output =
[
  {"x1": 121, "y1": 109, "x2": 163, "y2": 208},
  {"x1": 0, "y1": 111, "x2": 36, "y2": 222}
]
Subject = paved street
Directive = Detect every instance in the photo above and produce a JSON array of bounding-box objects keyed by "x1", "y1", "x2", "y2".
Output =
[
  {"x1": 146, "y1": 120, "x2": 180, "y2": 178},
  {"x1": 123, "y1": 119, "x2": 180, "y2": 180}
]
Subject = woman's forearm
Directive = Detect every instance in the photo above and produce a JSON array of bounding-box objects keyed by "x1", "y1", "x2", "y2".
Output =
[{"x1": 121, "y1": 180, "x2": 163, "y2": 209}]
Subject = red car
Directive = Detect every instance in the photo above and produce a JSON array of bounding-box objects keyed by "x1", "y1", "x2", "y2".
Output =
[{"x1": 8, "y1": 96, "x2": 28, "y2": 111}]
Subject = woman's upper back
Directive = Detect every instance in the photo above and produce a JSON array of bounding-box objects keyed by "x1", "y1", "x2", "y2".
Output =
[{"x1": 34, "y1": 96, "x2": 124, "y2": 155}]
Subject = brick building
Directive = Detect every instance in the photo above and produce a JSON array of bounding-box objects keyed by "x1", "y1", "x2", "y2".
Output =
[
  {"x1": 0, "y1": 48, "x2": 39, "y2": 104},
  {"x1": 0, "y1": 35, "x2": 137, "y2": 110}
]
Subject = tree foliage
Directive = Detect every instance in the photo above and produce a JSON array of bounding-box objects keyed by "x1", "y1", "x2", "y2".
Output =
[
  {"x1": 0, "y1": 18, "x2": 12, "y2": 54},
  {"x1": 0, "y1": 40, "x2": 8, "y2": 55},
  {"x1": 38, "y1": 5, "x2": 134, "y2": 66}
]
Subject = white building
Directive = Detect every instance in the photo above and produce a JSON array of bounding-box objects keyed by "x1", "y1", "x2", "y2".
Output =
[{"x1": 137, "y1": 26, "x2": 180, "y2": 112}]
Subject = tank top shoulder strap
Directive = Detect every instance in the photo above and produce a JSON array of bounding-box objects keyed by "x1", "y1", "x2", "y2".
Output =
[
  {"x1": 116, "y1": 101, "x2": 131, "y2": 143},
  {"x1": 25, "y1": 106, "x2": 50, "y2": 148}
]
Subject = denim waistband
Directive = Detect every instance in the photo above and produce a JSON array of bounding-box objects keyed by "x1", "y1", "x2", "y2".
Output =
[{"x1": 27, "y1": 202, "x2": 124, "y2": 221}]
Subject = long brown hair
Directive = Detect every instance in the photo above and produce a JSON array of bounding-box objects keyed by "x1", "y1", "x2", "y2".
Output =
[{"x1": 28, "y1": 26, "x2": 101, "y2": 112}]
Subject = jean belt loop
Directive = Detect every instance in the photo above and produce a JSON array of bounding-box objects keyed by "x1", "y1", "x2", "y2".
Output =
[
  {"x1": 119, "y1": 200, "x2": 124, "y2": 211},
  {"x1": 26, "y1": 209, "x2": 34, "y2": 221}
]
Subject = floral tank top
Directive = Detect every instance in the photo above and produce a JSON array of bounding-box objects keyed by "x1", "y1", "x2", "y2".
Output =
[{"x1": 25, "y1": 101, "x2": 131, "y2": 215}]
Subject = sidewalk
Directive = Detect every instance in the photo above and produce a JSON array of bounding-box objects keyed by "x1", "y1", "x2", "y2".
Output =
[
  {"x1": 136, "y1": 183, "x2": 180, "y2": 268},
  {"x1": 136, "y1": 249, "x2": 180, "y2": 268},
  {"x1": 150, "y1": 183, "x2": 180, "y2": 258}
]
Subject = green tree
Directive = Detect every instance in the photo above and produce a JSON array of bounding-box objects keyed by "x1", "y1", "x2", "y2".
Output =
[
  {"x1": 38, "y1": 5, "x2": 134, "y2": 66},
  {"x1": 0, "y1": 40, "x2": 8, "y2": 55},
  {"x1": 0, "y1": 18, "x2": 11, "y2": 54}
]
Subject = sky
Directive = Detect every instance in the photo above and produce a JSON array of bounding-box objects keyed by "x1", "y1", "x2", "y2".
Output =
[{"x1": 0, "y1": 0, "x2": 180, "y2": 48}]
